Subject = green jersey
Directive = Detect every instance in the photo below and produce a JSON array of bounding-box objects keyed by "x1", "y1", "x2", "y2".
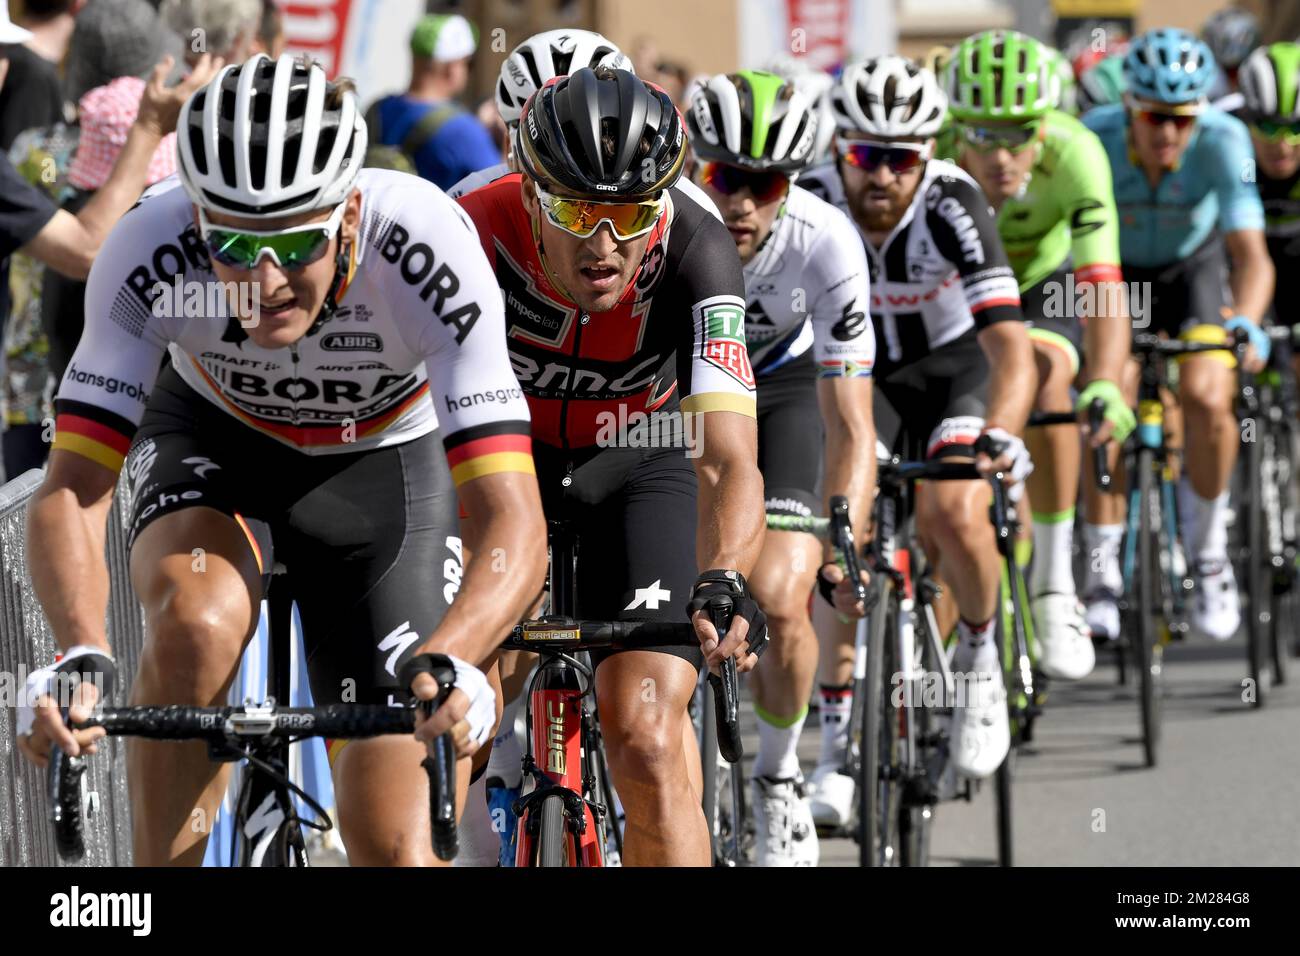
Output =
[{"x1": 959, "y1": 109, "x2": 1123, "y2": 292}]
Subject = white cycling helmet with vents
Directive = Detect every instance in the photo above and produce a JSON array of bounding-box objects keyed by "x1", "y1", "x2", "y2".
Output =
[
  {"x1": 178, "y1": 53, "x2": 365, "y2": 219},
  {"x1": 830, "y1": 55, "x2": 948, "y2": 138},
  {"x1": 495, "y1": 29, "x2": 633, "y2": 127}
]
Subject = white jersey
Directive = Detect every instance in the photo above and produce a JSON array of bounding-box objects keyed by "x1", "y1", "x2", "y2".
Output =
[
  {"x1": 743, "y1": 184, "x2": 874, "y2": 378},
  {"x1": 447, "y1": 161, "x2": 725, "y2": 222},
  {"x1": 799, "y1": 160, "x2": 1023, "y2": 373},
  {"x1": 53, "y1": 168, "x2": 534, "y2": 486}
]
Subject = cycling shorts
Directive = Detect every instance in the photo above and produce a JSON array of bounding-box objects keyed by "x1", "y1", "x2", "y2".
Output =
[
  {"x1": 1022, "y1": 260, "x2": 1082, "y2": 377},
  {"x1": 533, "y1": 439, "x2": 703, "y2": 672},
  {"x1": 124, "y1": 365, "x2": 461, "y2": 716},
  {"x1": 1123, "y1": 236, "x2": 1230, "y2": 343},
  {"x1": 872, "y1": 330, "x2": 989, "y2": 462},
  {"x1": 757, "y1": 354, "x2": 823, "y2": 520}
]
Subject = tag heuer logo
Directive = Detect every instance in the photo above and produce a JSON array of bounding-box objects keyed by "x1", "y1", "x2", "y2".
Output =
[{"x1": 321, "y1": 332, "x2": 382, "y2": 352}]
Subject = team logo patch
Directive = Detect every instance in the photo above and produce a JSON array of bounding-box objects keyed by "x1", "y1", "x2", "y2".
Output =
[
  {"x1": 699, "y1": 301, "x2": 755, "y2": 389},
  {"x1": 321, "y1": 332, "x2": 383, "y2": 352}
]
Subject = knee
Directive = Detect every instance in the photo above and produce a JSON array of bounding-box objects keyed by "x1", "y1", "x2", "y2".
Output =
[
  {"x1": 764, "y1": 594, "x2": 812, "y2": 647},
  {"x1": 602, "y1": 709, "x2": 680, "y2": 788},
  {"x1": 921, "y1": 490, "x2": 987, "y2": 552},
  {"x1": 138, "y1": 582, "x2": 250, "y2": 702}
]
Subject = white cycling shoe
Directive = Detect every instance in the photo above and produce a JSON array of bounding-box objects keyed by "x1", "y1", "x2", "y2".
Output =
[
  {"x1": 752, "y1": 775, "x2": 819, "y2": 867},
  {"x1": 1032, "y1": 593, "x2": 1096, "y2": 680},
  {"x1": 807, "y1": 763, "x2": 855, "y2": 829},
  {"x1": 1192, "y1": 559, "x2": 1240, "y2": 641},
  {"x1": 949, "y1": 665, "x2": 1010, "y2": 780},
  {"x1": 1083, "y1": 589, "x2": 1122, "y2": 643}
]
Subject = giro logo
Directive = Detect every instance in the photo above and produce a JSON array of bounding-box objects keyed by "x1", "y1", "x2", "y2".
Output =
[
  {"x1": 321, "y1": 332, "x2": 382, "y2": 352},
  {"x1": 594, "y1": 183, "x2": 618, "y2": 191}
]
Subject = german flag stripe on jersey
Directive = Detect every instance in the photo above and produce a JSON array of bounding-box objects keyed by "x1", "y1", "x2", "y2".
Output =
[
  {"x1": 187, "y1": 356, "x2": 429, "y2": 449},
  {"x1": 443, "y1": 420, "x2": 534, "y2": 487},
  {"x1": 51, "y1": 400, "x2": 137, "y2": 473},
  {"x1": 1074, "y1": 263, "x2": 1123, "y2": 286}
]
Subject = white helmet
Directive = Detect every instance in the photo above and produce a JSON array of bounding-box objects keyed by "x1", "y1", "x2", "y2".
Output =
[
  {"x1": 764, "y1": 56, "x2": 836, "y2": 161},
  {"x1": 495, "y1": 29, "x2": 633, "y2": 127},
  {"x1": 830, "y1": 55, "x2": 948, "y2": 138},
  {"x1": 178, "y1": 54, "x2": 365, "y2": 218},
  {"x1": 686, "y1": 71, "x2": 822, "y2": 173}
]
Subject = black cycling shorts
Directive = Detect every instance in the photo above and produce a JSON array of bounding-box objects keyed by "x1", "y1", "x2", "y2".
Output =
[
  {"x1": 757, "y1": 354, "x2": 823, "y2": 519},
  {"x1": 873, "y1": 330, "x2": 989, "y2": 462},
  {"x1": 533, "y1": 439, "x2": 703, "y2": 672},
  {"x1": 123, "y1": 365, "x2": 460, "y2": 708},
  {"x1": 1123, "y1": 236, "x2": 1230, "y2": 340},
  {"x1": 1022, "y1": 260, "x2": 1083, "y2": 375}
]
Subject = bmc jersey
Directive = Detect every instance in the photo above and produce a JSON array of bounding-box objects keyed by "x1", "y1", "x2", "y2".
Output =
[
  {"x1": 743, "y1": 184, "x2": 875, "y2": 379},
  {"x1": 974, "y1": 110, "x2": 1122, "y2": 292},
  {"x1": 52, "y1": 169, "x2": 534, "y2": 487},
  {"x1": 457, "y1": 173, "x2": 756, "y2": 449},
  {"x1": 800, "y1": 159, "x2": 1023, "y2": 374},
  {"x1": 1084, "y1": 104, "x2": 1265, "y2": 268}
]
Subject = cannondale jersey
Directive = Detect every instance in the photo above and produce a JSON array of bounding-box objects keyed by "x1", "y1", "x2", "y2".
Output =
[
  {"x1": 52, "y1": 169, "x2": 534, "y2": 488},
  {"x1": 742, "y1": 184, "x2": 874, "y2": 379},
  {"x1": 799, "y1": 159, "x2": 1023, "y2": 374}
]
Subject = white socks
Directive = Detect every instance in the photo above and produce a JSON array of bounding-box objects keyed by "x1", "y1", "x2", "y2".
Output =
[
  {"x1": 753, "y1": 705, "x2": 808, "y2": 780},
  {"x1": 1180, "y1": 480, "x2": 1230, "y2": 566},
  {"x1": 1031, "y1": 510, "x2": 1077, "y2": 598},
  {"x1": 817, "y1": 685, "x2": 852, "y2": 769},
  {"x1": 1083, "y1": 523, "x2": 1124, "y2": 596},
  {"x1": 955, "y1": 617, "x2": 998, "y2": 673},
  {"x1": 453, "y1": 775, "x2": 500, "y2": 867}
]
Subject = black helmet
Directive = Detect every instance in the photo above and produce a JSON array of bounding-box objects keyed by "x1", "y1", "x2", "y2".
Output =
[{"x1": 516, "y1": 66, "x2": 686, "y2": 201}]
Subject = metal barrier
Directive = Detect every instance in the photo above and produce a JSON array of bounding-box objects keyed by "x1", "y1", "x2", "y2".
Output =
[{"x1": 0, "y1": 468, "x2": 144, "y2": 867}]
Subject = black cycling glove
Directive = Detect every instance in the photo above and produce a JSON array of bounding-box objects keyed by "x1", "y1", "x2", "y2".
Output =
[{"x1": 685, "y1": 569, "x2": 769, "y2": 660}]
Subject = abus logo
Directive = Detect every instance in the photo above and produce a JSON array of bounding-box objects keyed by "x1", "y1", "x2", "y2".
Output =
[{"x1": 321, "y1": 332, "x2": 382, "y2": 352}]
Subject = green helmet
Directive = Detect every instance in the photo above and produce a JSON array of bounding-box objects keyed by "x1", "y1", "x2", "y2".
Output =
[
  {"x1": 1049, "y1": 47, "x2": 1078, "y2": 114},
  {"x1": 945, "y1": 30, "x2": 1060, "y2": 122},
  {"x1": 1239, "y1": 42, "x2": 1300, "y2": 121},
  {"x1": 686, "y1": 69, "x2": 821, "y2": 173},
  {"x1": 1077, "y1": 54, "x2": 1127, "y2": 114}
]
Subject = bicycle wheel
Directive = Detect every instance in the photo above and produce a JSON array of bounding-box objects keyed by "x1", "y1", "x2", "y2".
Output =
[
  {"x1": 857, "y1": 580, "x2": 900, "y2": 867},
  {"x1": 697, "y1": 679, "x2": 721, "y2": 862},
  {"x1": 1136, "y1": 449, "x2": 1163, "y2": 767},
  {"x1": 536, "y1": 793, "x2": 572, "y2": 867},
  {"x1": 1243, "y1": 425, "x2": 1267, "y2": 705},
  {"x1": 898, "y1": 602, "x2": 937, "y2": 867},
  {"x1": 993, "y1": 587, "x2": 1014, "y2": 867},
  {"x1": 1267, "y1": 428, "x2": 1294, "y2": 683}
]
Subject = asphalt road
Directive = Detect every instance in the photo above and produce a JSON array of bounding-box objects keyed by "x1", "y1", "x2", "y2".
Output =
[{"x1": 740, "y1": 633, "x2": 1300, "y2": 866}]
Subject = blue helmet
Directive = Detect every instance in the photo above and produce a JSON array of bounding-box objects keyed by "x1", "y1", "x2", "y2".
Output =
[{"x1": 1124, "y1": 29, "x2": 1217, "y2": 104}]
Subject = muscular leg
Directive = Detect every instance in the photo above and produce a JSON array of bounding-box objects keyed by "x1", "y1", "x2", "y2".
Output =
[
  {"x1": 1179, "y1": 356, "x2": 1238, "y2": 501},
  {"x1": 596, "y1": 651, "x2": 708, "y2": 866},
  {"x1": 1026, "y1": 341, "x2": 1081, "y2": 597},
  {"x1": 916, "y1": 477, "x2": 1000, "y2": 627},
  {"x1": 128, "y1": 507, "x2": 263, "y2": 866}
]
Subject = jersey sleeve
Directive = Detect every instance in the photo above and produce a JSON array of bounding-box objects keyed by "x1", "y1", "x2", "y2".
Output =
[
  {"x1": 924, "y1": 173, "x2": 1024, "y2": 329},
  {"x1": 51, "y1": 203, "x2": 173, "y2": 473},
  {"x1": 1212, "y1": 117, "x2": 1266, "y2": 235},
  {"x1": 673, "y1": 213, "x2": 758, "y2": 418},
  {"x1": 806, "y1": 207, "x2": 875, "y2": 378},
  {"x1": 396, "y1": 189, "x2": 534, "y2": 488},
  {"x1": 1058, "y1": 128, "x2": 1123, "y2": 285}
]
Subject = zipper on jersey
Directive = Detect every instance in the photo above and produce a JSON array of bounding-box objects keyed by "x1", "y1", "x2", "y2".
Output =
[
  {"x1": 288, "y1": 342, "x2": 301, "y2": 427},
  {"x1": 557, "y1": 310, "x2": 590, "y2": 451}
]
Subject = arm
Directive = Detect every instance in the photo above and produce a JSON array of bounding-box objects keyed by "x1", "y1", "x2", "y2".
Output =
[
  {"x1": 817, "y1": 376, "x2": 875, "y2": 557},
  {"x1": 1224, "y1": 228, "x2": 1275, "y2": 326},
  {"x1": 977, "y1": 320, "x2": 1036, "y2": 435},
  {"x1": 20, "y1": 55, "x2": 221, "y2": 279},
  {"x1": 691, "y1": 409, "x2": 764, "y2": 574}
]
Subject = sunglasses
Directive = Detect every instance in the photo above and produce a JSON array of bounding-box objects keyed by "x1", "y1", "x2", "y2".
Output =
[
  {"x1": 1126, "y1": 97, "x2": 1203, "y2": 131},
  {"x1": 957, "y1": 120, "x2": 1041, "y2": 153},
  {"x1": 695, "y1": 162, "x2": 791, "y2": 203},
  {"x1": 536, "y1": 185, "x2": 664, "y2": 241},
  {"x1": 199, "y1": 203, "x2": 346, "y2": 271},
  {"x1": 836, "y1": 140, "x2": 930, "y2": 174},
  {"x1": 1251, "y1": 118, "x2": 1300, "y2": 143}
]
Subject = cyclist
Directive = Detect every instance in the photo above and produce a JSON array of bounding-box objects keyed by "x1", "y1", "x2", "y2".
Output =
[
  {"x1": 1202, "y1": 7, "x2": 1261, "y2": 112},
  {"x1": 18, "y1": 54, "x2": 548, "y2": 866},
  {"x1": 457, "y1": 66, "x2": 768, "y2": 866},
  {"x1": 686, "y1": 70, "x2": 876, "y2": 864},
  {"x1": 1077, "y1": 54, "x2": 1127, "y2": 115},
  {"x1": 944, "y1": 29, "x2": 1135, "y2": 681},
  {"x1": 1240, "y1": 42, "x2": 1300, "y2": 360},
  {"x1": 801, "y1": 56, "x2": 1037, "y2": 826},
  {"x1": 1082, "y1": 29, "x2": 1274, "y2": 642}
]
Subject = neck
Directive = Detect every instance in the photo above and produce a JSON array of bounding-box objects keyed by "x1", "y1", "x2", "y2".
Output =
[
  {"x1": 21, "y1": 14, "x2": 75, "y2": 62},
  {"x1": 409, "y1": 76, "x2": 455, "y2": 102}
]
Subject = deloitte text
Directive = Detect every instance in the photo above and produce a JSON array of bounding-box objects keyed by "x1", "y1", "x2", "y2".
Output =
[{"x1": 151, "y1": 275, "x2": 262, "y2": 327}]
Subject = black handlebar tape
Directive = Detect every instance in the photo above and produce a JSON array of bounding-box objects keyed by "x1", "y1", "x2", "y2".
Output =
[
  {"x1": 1088, "y1": 398, "x2": 1113, "y2": 491},
  {"x1": 396, "y1": 654, "x2": 460, "y2": 862},
  {"x1": 48, "y1": 747, "x2": 88, "y2": 862},
  {"x1": 703, "y1": 601, "x2": 744, "y2": 764},
  {"x1": 829, "y1": 495, "x2": 869, "y2": 607}
]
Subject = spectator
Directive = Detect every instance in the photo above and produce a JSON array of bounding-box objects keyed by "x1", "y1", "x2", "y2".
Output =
[
  {"x1": 159, "y1": 0, "x2": 261, "y2": 65},
  {"x1": 0, "y1": 1, "x2": 78, "y2": 150},
  {"x1": 250, "y1": 0, "x2": 284, "y2": 59},
  {"x1": 365, "y1": 13, "x2": 501, "y2": 190},
  {"x1": 66, "y1": 0, "x2": 186, "y2": 104}
]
